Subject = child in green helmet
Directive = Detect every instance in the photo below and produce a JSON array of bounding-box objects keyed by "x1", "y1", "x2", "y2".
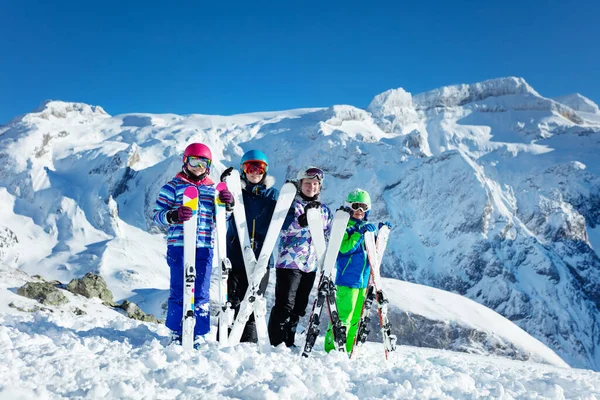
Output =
[{"x1": 324, "y1": 188, "x2": 391, "y2": 353}]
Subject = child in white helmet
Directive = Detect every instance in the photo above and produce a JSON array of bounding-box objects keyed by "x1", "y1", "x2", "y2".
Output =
[{"x1": 268, "y1": 166, "x2": 333, "y2": 347}]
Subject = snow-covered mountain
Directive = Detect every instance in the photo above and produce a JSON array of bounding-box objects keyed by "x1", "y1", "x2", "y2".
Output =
[{"x1": 1, "y1": 77, "x2": 599, "y2": 372}]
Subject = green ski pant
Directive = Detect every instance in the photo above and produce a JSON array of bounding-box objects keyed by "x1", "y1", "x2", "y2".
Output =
[{"x1": 324, "y1": 286, "x2": 367, "y2": 353}]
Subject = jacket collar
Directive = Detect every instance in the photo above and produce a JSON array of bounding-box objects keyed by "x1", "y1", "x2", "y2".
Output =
[
  {"x1": 241, "y1": 175, "x2": 275, "y2": 192},
  {"x1": 176, "y1": 171, "x2": 214, "y2": 186}
]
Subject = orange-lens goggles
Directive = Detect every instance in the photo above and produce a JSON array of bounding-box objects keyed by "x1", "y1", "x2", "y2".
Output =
[{"x1": 243, "y1": 161, "x2": 266, "y2": 175}]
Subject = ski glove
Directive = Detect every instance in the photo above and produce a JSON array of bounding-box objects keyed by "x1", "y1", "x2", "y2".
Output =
[
  {"x1": 337, "y1": 205, "x2": 353, "y2": 216},
  {"x1": 359, "y1": 223, "x2": 377, "y2": 234},
  {"x1": 218, "y1": 188, "x2": 235, "y2": 206},
  {"x1": 167, "y1": 206, "x2": 193, "y2": 223},
  {"x1": 379, "y1": 221, "x2": 393, "y2": 230},
  {"x1": 298, "y1": 213, "x2": 308, "y2": 228},
  {"x1": 220, "y1": 167, "x2": 234, "y2": 182},
  {"x1": 305, "y1": 201, "x2": 321, "y2": 210},
  {"x1": 298, "y1": 201, "x2": 321, "y2": 227}
]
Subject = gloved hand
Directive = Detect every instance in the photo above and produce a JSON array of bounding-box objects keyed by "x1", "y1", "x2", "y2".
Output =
[
  {"x1": 337, "y1": 205, "x2": 353, "y2": 216},
  {"x1": 305, "y1": 201, "x2": 321, "y2": 210},
  {"x1": 218, "y1": 188, "x2": 235, "y2": 206},
  {"x1": 298, "y1": 213, "x2": 308, "y2": 228},
  {"x1": 359, "y1": 223, "x2": 377, "y2": 234},
  {"x1": 379, "y1": 221, "x2": 393, "y2": 230},
  {"x1": 298, "y1": 201, "x2": 321, "y2": 227},
  {"x1": 167, "y1": 206, "x2": 193, "y2": 223},
  {"x1": 220, "y1": 167, "x2": 234, "y2": 182}
]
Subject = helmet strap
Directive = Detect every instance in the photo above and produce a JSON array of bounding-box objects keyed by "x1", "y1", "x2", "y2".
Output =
[{"x1": 183, "y1": 165, "x2": 207, "y2": 182}]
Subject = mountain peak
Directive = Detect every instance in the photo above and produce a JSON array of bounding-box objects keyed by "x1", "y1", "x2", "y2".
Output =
[
  {"x1": 553, "y1": 93, "x2": 600, "y2": 114},
  {"x1": 34, "y1": 100, "x2": 109, "y2": 117},
  {"x1": 413, "y1": 77, "x2": 539, "y2": 109},
  {"x1": 9, "y1": 100, "x2": 110, "y2": 124},
  {"x1": 367, "y1": 87, "x2": 414, "y2": 115}
]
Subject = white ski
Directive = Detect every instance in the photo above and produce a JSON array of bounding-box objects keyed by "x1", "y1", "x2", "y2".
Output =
[
  {"x1": 364, "y1": 226, "x2": 397, "y2": 359},
  {"x1": 307, "y1": 207, "x2": 326, "y2": 267},
  {"x1": 215, "y1": 182, "x2": 232, "y2": 346},
  {"x1": 224, "y1": 170, "x2": 254, "y2": 280},
  {"x1": 301, "y1": 207, "x2": 351, "y2": 357},
  {"x1": 225, "y1": 170, "x2": 297, "y2": 350},
  {"x1": 182, "y1": 186, "x2": 199, "y2": 351}
]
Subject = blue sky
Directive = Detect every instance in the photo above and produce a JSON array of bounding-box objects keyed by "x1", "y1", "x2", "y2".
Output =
[{"x1": 1, "y1": 0, "x2": 598, "y2": 123}]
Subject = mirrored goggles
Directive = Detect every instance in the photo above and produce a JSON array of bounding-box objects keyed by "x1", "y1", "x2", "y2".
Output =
[
  {"x1": 243, "y1": 161, "x2": 266, "y2": 175},
  {"x1": 351, "y1": 202, "x2": 370, "y2": 212},
  {"x1": 186, "y1": 156, "x2": 210, "y2": 169},
  {"x1": 301, "y1": 167, "x2": 324, "y2": 181}
]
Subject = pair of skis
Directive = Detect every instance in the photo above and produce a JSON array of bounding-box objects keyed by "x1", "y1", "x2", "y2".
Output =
[
  {"x1": 181, "y1": 182, "x2": 233, "y2": 350},
  {"x1": 301, "y1": 207, "x2": 351, "y2": 357},
  {"x1": 224, "y1": 170, "x2": 296, "y2": 351},
  {"x1": 351, "y1": 225, "x2": 397, "y2": 359}
]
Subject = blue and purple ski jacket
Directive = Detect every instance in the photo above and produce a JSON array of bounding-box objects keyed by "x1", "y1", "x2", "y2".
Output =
[
  {"x1": 275, "y1": 195, "x2": 333, "y2": 273},
  {"x1": 153, "y1": 172, "x2": 216, "y2": 248}
]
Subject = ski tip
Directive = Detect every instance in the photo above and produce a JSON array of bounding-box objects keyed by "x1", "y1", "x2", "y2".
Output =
[
  {"x1": 183, "y1": 186, "x2": 199, "y2": 199},
  {"x1": 281, "y1": 181, "x2": 298, "y2": 193}
]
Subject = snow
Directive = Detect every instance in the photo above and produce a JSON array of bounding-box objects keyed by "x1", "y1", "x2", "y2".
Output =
[
  {"x1": 553, "y1": 93, "x2": 600, "y2": 115},
  {"x1": 1, "y1": 275, "x2": 598, "y2": 400},
  {"x1": 385, "y1": 279, "x2": 567, "y2": 368},
  {"x1": 588, "y1": 225, "x2": 600, "y2": 253}
]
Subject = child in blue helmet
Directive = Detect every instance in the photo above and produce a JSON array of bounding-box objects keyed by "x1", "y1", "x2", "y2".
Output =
[
  {"x1": 219, "y1": 150, "x2": 279, "y2": 343},
  {"x1": 153, "y1": 142, "x2": 234, "y2": 348}
]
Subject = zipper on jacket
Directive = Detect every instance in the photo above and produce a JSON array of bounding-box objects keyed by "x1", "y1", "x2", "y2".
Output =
[{"x1": 341, "y1": 255, "x2": 353, "y2": 276}]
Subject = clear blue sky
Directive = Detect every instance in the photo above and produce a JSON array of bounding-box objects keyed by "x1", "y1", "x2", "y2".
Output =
[{"x1": 1, "y1": 0, "x2": 599, "y2": 124}]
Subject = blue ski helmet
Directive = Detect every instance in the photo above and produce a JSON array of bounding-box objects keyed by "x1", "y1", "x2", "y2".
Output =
[{"x1": 240, "y1": 150, "x2": 269, "y2": 174}]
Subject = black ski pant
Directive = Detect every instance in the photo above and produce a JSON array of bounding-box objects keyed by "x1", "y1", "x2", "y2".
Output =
[
  {"x1": 219, "y1": 267, "x2": 270, "y2": 343},
  {"x1": 268, "y1": 268, "x2": 317, "y2": 347}
]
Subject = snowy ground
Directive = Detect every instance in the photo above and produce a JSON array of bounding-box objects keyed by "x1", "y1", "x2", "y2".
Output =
[
  {"x1": 2, "y1": 312, "x2": 599, "y2": 400},
  {"x1": 1, "y1": 274, "x2": 599, "y2": 400}
]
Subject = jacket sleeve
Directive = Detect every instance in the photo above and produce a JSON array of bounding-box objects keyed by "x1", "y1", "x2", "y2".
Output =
[
  {"x1": 322, "y1": 204, "x2": 334, "y2": 241},
  {"x1": 153, "y1": 182, "x2": 176, "y2": 227},
  {"x1": 281, "y1": 200, "x2": 298, "y2": 231},
  {"x1": 339, "y1": 221, "x2": 363, "y2": 255}
]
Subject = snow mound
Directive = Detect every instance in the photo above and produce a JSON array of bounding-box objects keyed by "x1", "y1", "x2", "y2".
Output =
[{"x1": 553, "y1": 93, "x2": 600, "y2": 114}]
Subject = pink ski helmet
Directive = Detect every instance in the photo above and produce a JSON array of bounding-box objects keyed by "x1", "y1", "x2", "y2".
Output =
[{"x1": 183, "y1": 143, "x2": 212, "y2": 164}]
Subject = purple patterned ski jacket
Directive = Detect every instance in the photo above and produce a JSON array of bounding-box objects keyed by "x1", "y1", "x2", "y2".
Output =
[{"x1": 275, "y1": 195, "x2": 333, "y2": 273}]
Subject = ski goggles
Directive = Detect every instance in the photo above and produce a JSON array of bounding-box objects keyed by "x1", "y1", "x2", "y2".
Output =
[
  {"x1": 243, "y1": 161, "x2": 267, "y2": 175},
  {"x1": 350, "y1": 202, "x2": 370, "y2": 212},
  {"x1": 186, "y1": 156, "x2": 211, "y2": 169},
  {"x1": 300, "y1": 167, "x2": 324, "y2": 181}
]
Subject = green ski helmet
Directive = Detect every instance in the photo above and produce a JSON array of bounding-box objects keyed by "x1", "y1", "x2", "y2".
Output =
[
  {"x1": 346, "y1": 188, "x2": 371, "y2": 207},
  {"x1": 346, "y1": 188, "x2": 371, "y2": 219}
]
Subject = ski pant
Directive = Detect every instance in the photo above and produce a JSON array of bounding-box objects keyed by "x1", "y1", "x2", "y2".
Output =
[
  {"x1": 268, "y1": 268, "x2": 317, "y2": 347},
  {"x1": 165, "y1": 246, "x2": 212, "y2": 337},
  {"x1": 324, "y1": 286, "x2": 366, "y2": 353},
  {"x1": 220, "y1": 266, "x2": 270, "y2": 343}
]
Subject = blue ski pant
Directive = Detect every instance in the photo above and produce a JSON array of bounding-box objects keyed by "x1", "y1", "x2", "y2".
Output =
[{"x1": 165, "y1": 246, "x2": 213, "y2": 337}]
